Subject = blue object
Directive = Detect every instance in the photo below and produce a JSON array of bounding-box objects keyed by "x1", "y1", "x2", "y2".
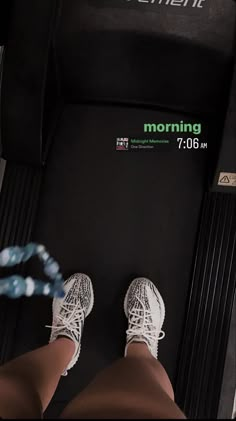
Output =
[{"x1": 0, "y1": 243, "x2": 65, "y2": 298}]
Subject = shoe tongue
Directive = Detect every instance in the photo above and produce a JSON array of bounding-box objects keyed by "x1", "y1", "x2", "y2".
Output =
[{"x1": 129, "y1": 335, "x2": 150, "y2": 347}]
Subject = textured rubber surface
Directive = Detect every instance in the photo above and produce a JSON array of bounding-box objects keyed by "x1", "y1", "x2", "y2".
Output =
[
  {"x1": 10, "y1": 103, "x2": 209, "y2": 416},
  {"x1": 176, "y1": 192, "x2": 236, "y2": 419}
]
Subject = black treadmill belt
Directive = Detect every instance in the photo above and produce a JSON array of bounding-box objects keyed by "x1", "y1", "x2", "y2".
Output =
[{"x1": 12, "y1": 104, "x2": 208, "y2": 415}]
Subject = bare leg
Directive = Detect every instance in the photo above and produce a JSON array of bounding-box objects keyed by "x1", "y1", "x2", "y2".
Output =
[
  {"x1": 126, "y1": 342, "x2": 175, "y2": 400},
  {"x1": 0, "y1": 273, "x2": 94, "y2": 419},
  {"x1": 0, "y1": 338, "x2": 74, "y2": 418},
  {"x1": 61, "y1": 342, "x2": 186, "y2": 419}
]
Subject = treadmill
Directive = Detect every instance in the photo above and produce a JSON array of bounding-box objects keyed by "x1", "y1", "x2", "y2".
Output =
[{"x1": 0, "y1": 0, "x2": 235, "y2": 418}]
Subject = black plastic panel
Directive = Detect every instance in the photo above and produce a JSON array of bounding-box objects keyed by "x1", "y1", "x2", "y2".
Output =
[
  {"x1": 56, "y1": 0, "x2": 236, "y2": 113},
  {"x1": 213, "y1": 58, "x2": 236, "y2": 193}
]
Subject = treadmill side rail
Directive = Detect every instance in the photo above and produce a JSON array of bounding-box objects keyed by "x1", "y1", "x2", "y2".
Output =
[{"x1": 176, "y1": 192, "x2": 236, "y2": 419}]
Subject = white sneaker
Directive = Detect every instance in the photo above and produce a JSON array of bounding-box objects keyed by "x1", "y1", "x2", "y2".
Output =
[
  {"x1": 47, "y1": 273, "x2": 94, "y2": 376},
  {"x1": 124, "y1": 277, "x2": 165, "y2": 358}
]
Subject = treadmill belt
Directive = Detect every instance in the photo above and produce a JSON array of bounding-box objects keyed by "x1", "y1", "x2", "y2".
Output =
[{"x1": 12, "y1": 104, "x2": 209, "y2": 416}]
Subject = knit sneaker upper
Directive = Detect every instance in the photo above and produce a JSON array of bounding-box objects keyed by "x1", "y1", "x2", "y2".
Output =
[{"x1": 124, "y1": 278, "x2": 165, "y2": 358}]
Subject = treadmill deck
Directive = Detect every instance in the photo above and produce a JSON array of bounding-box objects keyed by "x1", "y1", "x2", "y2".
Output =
[{"x1": 12, "y1": 103, "x2": 209, "y2": 415}]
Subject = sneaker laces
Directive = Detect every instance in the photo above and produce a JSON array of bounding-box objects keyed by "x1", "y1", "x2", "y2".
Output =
[
  {"x1": 46, "y1": 302, "x2": 85, "y2": 337},
  {"x1": 126, "y1": 296, "x2": 165, "y2": 342}
]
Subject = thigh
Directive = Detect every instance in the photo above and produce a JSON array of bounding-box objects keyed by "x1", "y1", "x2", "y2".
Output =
[
  {"x1": 0, "y1": 375, "x2": 42, "y2": 419},
  {"x1": 60, "y1": 358, "x2": 186, "y2": 419}
]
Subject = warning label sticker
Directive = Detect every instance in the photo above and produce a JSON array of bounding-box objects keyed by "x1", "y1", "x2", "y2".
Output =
[{"x1": 218, "y1": 172, "x2": 236, "y2": 187}]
